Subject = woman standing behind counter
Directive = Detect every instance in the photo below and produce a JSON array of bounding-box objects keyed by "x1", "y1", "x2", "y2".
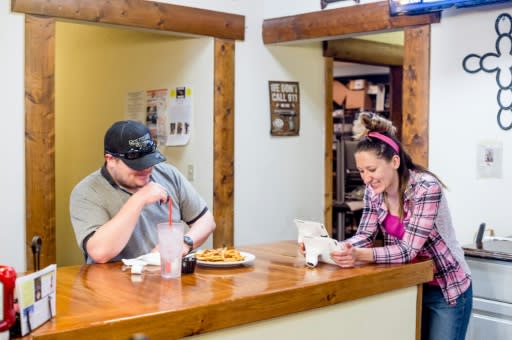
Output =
[{"x1": 332, "y1": 112, "x2": 472, "y2": 340}]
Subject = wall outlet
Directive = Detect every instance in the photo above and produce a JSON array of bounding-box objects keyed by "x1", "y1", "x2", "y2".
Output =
[{"x1": 187, "y1": 164, "x2": 195, "y2": 181}]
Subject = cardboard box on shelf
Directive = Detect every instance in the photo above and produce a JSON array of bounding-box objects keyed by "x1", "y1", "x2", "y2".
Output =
[
  {"x1": 346, "y1": 89, "x2": 373, "y2": 110},
  {"x1": 348, "y1": 79, "x2": 367, "y2": 91},
  {"x1": 333, "y1": 80, "x2": 348, "y2": 106}
]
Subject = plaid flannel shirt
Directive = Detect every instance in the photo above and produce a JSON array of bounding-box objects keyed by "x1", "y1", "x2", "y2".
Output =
[{"x1": 348, "y1": 170, "x2": 471, "y2": 305}]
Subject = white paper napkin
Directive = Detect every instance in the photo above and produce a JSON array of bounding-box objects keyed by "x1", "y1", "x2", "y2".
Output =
[{"x1": 122, "y1": 252, "x2": 161, "y2": 274}]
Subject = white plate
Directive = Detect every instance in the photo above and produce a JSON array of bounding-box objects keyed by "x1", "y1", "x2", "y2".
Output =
[{"x1": 196, "y1": 251, "x2": 255, "y2": 268}]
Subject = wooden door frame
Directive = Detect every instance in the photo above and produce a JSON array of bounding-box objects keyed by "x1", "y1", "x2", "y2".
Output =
[
  {"x1": 13, "y1": 0, "x2": 244, "y2": 269},
  {"x1": 263, "y1": 1, "x2": 438, "y2": 235}
]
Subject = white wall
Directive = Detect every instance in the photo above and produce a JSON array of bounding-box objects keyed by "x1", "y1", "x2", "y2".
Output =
[
  {"x1": 430, "y1": 5, "x2": 512, "y2": 244},
  {"x1": 0, "y1": 1, "x2": 25, "y2": 271},
  {"x1": 233, "y1": 4, "x2": 325, "y2": 245},
  {"x1": 163, "y1": 0, "x2": 326, "y2": 244}
]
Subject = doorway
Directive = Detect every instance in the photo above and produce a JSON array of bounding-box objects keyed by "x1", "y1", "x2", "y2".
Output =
[
  {"x1": 261, "y1": 3, "x2": 437, "y2": 236},
  {"x1": 55, "y1": 22, "x2": 217, "y2": 265},
  {"x1": 324, "y1": 26, "x2": 433, "y2": 236},
  {"x1": 328, "y1": 32, "x2": 404, "y2": 240}
]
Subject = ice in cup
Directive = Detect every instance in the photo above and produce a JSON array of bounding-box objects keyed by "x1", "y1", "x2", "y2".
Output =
[{"x1": 157, "y1": 222, "x2": 184, "y2": 279}]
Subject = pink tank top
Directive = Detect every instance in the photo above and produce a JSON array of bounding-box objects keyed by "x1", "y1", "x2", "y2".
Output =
[
  {"x1": 383, "y1": 213, "x2": 439, "y2": 285},
  {"x1": 383, "y1": 213, "x2": 404, "y2": 239}
]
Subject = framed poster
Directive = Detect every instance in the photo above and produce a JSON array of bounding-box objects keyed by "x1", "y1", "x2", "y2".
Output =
[{"x1": 268, "y1": 81, "x2": 300, "y2": 136}]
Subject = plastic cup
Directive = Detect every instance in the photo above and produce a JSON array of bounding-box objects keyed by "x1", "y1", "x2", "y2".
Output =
[{"x1": 157, "y1": 222, "x2": 184, "y2": 279}]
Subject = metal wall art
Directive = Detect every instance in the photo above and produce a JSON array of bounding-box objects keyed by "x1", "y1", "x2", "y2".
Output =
[{"x1": 462, "y1": 13, "x2": 512, "y2": 130}]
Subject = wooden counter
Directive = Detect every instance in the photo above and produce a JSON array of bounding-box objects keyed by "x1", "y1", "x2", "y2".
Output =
[
  {"x1": 24, "y1": 241, "x2": 432, "y2": 339},
  {"x1": 463, "y1": 239, "x2": 512, "y2": 262}
]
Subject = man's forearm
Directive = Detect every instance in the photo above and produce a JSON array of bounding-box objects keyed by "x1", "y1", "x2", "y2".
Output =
[
  {"x1": 86, "y1": 194, "x2": 146, "y2": 263},
  {"x1": 186, "y1": 210, "x2": 216, "y2": 249}
]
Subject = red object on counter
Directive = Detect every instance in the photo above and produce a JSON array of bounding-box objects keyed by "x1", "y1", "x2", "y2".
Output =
[{"x1": 0, "y1": 265, "x2": 17, "y2": 332}]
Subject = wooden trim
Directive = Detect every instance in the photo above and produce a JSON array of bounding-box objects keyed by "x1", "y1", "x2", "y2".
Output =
[
  {"x1": 324, "y1": 57, "x2": 334, "y2": 237},
  {"x1": 25, "y1": 15, "x2": 56, "y2": 270},
  {"x1": 390, "y1": 66, "x2": 403, "y2": 140},
  {"x1": 324, "y1": 38, "x2": 404, "y2": 66},
  {"x1": 12, "y1": 0, "x2": 245, "y2": 41},
  {"x1": 213, "y1": 39, "x2": 235, "y2": 248},
  {"x1": 262, "y1": 1, "x2": 440, "y2": 45},
  {"x1": 416, "y1": 284, "x2": 424, "y2": 340},
  {"x1": 402, "y1": 26, "x2": 430, "y2": 167}
]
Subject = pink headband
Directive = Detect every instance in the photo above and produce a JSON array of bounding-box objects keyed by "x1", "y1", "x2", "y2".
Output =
[{"x1": 368, "y1": 132, "x2": 399, "y2": 154}]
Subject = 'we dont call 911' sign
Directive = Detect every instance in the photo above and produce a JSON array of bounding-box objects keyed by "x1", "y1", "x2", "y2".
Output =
[{"x1": 268, "y1": 81, "x2": 300, "y2": 136}]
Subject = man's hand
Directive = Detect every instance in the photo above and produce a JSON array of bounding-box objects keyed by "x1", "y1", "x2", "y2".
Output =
[{"x1": 134, "y1": 182, "x2": 170, "y2": 206}]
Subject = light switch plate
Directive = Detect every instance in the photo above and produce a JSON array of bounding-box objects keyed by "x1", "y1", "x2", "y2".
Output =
[{"x1": 187, "y1": 164, "x2": 194, "y2": 181}]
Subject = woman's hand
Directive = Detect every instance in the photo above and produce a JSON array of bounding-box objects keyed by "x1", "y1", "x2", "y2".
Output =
[
  {"x1": 331, "y1": 242, "x2": 357, "y2": 268},
  {"x1": 298, "y1": 242, "x2": 306, "y2": 255}
]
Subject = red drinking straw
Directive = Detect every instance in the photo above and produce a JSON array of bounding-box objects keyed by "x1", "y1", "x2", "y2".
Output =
[{"x1": 168, "y1": 196, "x2": 173, "y2": 225}]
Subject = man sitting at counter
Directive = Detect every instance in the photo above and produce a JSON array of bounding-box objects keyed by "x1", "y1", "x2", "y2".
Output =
[{"x1": 70, "y1": 120, "x2": 216, "y2": 264}]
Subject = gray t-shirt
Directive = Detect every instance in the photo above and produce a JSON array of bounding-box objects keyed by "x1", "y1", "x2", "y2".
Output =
[{"x1": 70, "y1": 163, "x2": 207, "y2": 263}]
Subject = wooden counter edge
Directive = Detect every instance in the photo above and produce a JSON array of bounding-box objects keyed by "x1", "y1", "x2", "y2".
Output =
[
  {"x1": 32, "y1": 260, "x2": 433, "y2": 339},
  {"x1": 463, "y1": 246, "x2": 512, "y2": 262}
]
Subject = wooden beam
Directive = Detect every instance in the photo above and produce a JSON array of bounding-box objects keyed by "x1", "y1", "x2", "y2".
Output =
[
  {"x1": 213, "y1": 39, "x2": 235, "y2": 248},
  {"x1": 402, "y1": 26, "x2": 430, "y2": 168},
  {"x1": 25, "y1": 15, "x2": 56, "y2": 270},
  {"x1": 416, "y1": 284, "x2": 424, "y2": 340},
  {"x1": 324, "y1": 57, "x2": 334, "y2": 237},
  {"x1": 262, "y1": 1, "x2": 440, "y2": 44},
  {"x1": 324, "y1": 38, "x2": 403, "y2": 66},
  {"x1": 12, "y1": 0, "x2": 245, "y2": 41},
  {"x1": 390, "y1": 65, "x2": 403, "y2": 140}
]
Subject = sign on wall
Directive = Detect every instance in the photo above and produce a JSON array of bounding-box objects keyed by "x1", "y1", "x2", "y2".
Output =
[{"x1": 268, "y1": 81, "x2": 300, "y2": 136}]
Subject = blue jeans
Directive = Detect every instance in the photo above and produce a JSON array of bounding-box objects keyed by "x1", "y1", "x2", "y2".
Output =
[{"x1": 421, "y1": 283, "x2": 473, "y2": 340}]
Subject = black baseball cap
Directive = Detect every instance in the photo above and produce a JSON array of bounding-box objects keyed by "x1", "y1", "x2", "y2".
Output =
[{"x1": 104, "y1": 120, "x2": 166, "y2": 170}]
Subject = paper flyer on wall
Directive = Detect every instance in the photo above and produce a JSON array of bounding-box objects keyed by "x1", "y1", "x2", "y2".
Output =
[
  {"x1": 166, "y1": 86, "x2": 192, "y2": 146},
  {"x1": 15, "y1": 264, "x2": 57, "y2": 336},
  {"x1": 125, "y1": 88, "x2": 169, "y2": 146},
  {"x1": 146, "y1": 88, "x2": 169, "y2": 144},
  {"x1": 125, "y1": 90, "x2": 146, "y2": 122},
  {"x1": 477, "y1": 141, "x2": 503, "y2": 179}
]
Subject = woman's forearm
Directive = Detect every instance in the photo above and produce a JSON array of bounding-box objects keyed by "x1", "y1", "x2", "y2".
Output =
[{"x1": 353, "y1": 247, "x2": 374, "y2": 263}]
